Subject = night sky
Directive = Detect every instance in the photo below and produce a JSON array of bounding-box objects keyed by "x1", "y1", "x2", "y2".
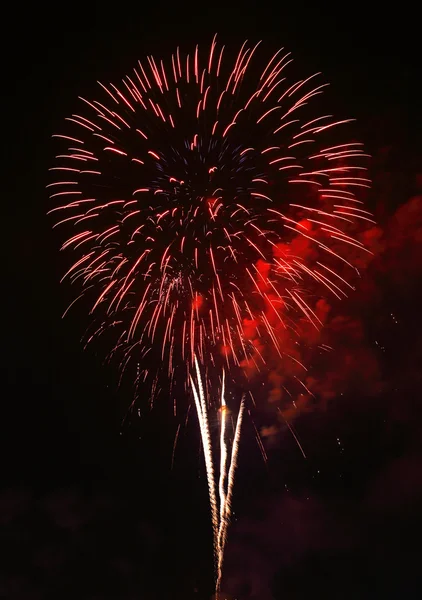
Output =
[{"x1": 2, "y1": 4, "x2": 422, "y2": 599}]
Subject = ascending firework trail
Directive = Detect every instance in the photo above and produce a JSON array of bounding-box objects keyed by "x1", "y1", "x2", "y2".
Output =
[{"x1": 190, "y1": 356, "x2": 244, "y2": 591}]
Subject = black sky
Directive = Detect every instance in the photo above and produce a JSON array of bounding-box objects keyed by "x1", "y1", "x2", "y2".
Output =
[{"x1": 2, "y1": 3, "x2": 422, "y2": 599}]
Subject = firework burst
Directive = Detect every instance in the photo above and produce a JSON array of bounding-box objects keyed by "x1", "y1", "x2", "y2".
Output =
[
  {"x1": 49, "y1": 35, "x2": 373, "y2": 591},
  {"x1": 49, "y1": 35, "x2": 372, "y2": 404}
]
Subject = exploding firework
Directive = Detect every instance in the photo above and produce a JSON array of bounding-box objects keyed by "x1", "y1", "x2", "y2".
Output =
[
  {"x1": 49, "y1": 35, "x2": 373, "y2": 591},
  {"x1": 49, "y1": 35, "x2": 372, "y2": 400}
]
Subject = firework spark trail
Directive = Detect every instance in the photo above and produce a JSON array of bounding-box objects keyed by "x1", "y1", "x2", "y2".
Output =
[
  {"x1": 190, "y1": 358, "x2": 219, "y2": 560},
  {"x1": 218, "y1": 368, "x2": 228, "y2": 529},
  {"x1": 171, "y1": 423, "x2": 181, "y2": 469},
  {"x1": 191, "y1": 356, "x2": 244, "y2": 592},
  {"x1": 216, "y1": 394, "x2": 245, "y2": 592},
  {"x1": 279, "y1": 408, "x2": 307, "y2": 459}
]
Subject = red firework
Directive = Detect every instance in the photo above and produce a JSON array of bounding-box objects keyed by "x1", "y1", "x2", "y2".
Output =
[{"x1": 49, "y1": 35, "x2": 373, "y2": 408}]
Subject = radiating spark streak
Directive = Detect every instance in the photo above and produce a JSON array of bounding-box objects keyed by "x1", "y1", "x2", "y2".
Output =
[
  {"x1": 171, "y1": 423, "x2": 181, "y2": 469},
  {"x1": 278, "y1": 409, "x2": 307, "y2": 458}
]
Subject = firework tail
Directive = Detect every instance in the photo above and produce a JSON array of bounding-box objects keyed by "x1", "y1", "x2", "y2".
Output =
[
  {"x1": 218, "y1": 368, "x2": 228, "y2": 535},
  {"x1": 216, "y1": 394, "x2": 245, "y2": 592},
  {"x1": 191, "y1": 355, "x2": 244, "y2": 593},
  {"x1": 190, "y1": 358, "x2": 219, "y2": 564}
]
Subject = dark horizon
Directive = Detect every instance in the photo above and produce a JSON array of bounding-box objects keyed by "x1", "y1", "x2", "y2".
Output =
[{"x1": 2, "y1": 5, "x2": 421, "y2": 599}]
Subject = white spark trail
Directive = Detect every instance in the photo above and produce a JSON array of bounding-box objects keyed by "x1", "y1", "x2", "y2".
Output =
[
  {"x1": 218, "y1": 368, "x2": 228, "y2": 526},
  {"x1": 190, "y1": 358, "x2": 219, "y2": 561},
  {"x1": 190, "y1": 355, "x2": 245, "y2": 594},
  {"x1": 216, "y1": 394, "x2": 245, "y2": 592}
]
